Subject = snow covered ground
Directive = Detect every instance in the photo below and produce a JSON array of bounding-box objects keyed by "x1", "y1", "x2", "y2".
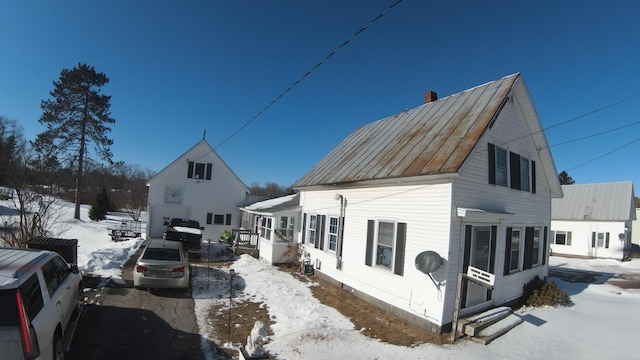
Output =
[{"x1": 4, "y1": 199, "x2": 640, "y2": 359}]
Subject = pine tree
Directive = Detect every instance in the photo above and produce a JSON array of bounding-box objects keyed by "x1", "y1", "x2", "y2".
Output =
[
  {"x1": 89, "y1": 187, "x2": 111, "y2": 221},
  {"x1": 34, "y1": 63, "x2": 115, "y2": 220},
  {"x1": 558, "y1": 171, "x2": 575, "y2": 185}
]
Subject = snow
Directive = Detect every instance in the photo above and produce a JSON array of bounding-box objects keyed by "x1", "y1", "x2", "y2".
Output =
[{"x1": 4, "y1": 199, "x2": 640, "y2": 359}]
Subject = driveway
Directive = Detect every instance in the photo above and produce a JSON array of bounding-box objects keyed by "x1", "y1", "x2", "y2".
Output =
[{"x1": 68, "y1": 241, "x2": 220, "y2": 360}]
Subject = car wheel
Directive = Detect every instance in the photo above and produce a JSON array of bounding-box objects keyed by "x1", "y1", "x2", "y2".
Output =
[{"x1": 53, "y1": 332, "x2": 65, "y2": 360}]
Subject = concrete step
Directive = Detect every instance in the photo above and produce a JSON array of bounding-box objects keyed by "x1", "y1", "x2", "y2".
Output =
[
  {"x1": 470, "y1": 314, "x2": 524, "y2": 345},
  {"x1": 459, "y1": 306, "x2": 512, "y2": 337}
]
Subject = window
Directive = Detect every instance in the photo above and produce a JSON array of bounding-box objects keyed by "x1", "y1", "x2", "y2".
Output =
[
  {"x1": 496, "y1": 147, "x2": 508, "y2": 186},
  {"x1": 328, "y1": 216, "x2": 339, "y2": 252},
  {"x1": 552, "y1": 231, "x2": 572, "y2": 245},
  {"x1": 187, "y1": 161, "x2": 212, "y2": 180},
  {"x1": 308, "y1": 215, "x2": 317, "y2": 246},
  {"x1": 488, "y1": 143, "x2": 536, "y2": 192},
  {"x1": 42, "y1": 260, "x2": 61, "y2": 296},
  {"x1": 592, "y1": 232, "x2": 610, "y2": 248},
  {"x1": 365, "y1": 220, "x2": 407, "y2": 275},
  {"x1": 260, "y1": 217, "x2": 273, "y2": 240},
  {"x1": 531, "y1": 228, "x2": 541, "y2": 266},
  {"x1": 214, "y1": 214, "x2": 225, "y2": 225},
  {"x1": 509, "y1": 229, "x2": 522, "y2": 273},
  {"x1": 520, "y1": 156, "x2": 530, "y2": 191},
  {"x1": 277, "y1": 216, "x2": 295, "y2": 241}
]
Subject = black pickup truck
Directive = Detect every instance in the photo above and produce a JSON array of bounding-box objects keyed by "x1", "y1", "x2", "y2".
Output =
[{"x1": 163, "y1": 218, "x2": 204, "y2": 255}]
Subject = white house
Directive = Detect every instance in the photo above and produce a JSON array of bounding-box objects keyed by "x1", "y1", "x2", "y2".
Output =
[
  {"x1": 551, "y1": 182, "x2": 636, "y2": 260},
  {"x1": 239, "y1": 193, "x2": 301, "y2": 264},
  {"x1": 633, "y1": 208, "x2": 640, "y2": 245},
  {"x1": 146, "y1": 139, "x2": 250, "y2": 242},
  {"x1": 294, "y1": 73, "x2": 562, "y2": 333}
]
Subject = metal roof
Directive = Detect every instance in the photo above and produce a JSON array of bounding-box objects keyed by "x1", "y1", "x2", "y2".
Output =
[
  {"x1": 240, "y1": 193, "x2": 300, "y2": 215},
  {"x1": 552, "y1": 182, "x2": 636, "y2": 221},
  {"x1": 294, "y1": 73, "x2": 521, "y2": 187}
]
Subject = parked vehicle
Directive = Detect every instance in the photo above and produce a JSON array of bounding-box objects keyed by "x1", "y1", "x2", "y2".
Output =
[
  {"x1": 0, "y1": 247, "x2": 84, "y2": 360},
  {"x1": 133, "y1": 240, "x2": 190, "y2": 289},
  {"x1": 163, "y1": 218, "x2": 203, "y2": 255}
]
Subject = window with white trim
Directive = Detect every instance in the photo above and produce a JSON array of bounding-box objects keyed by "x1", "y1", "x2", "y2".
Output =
[
  {"x1": 259, "y1": 217, "x2": 273, "y2": 240},
  {"x1": 187, "y1": 161, "x2": 212, "y2": 180},
  {"x1": 308, "y1": 214, "x2": 317, "y2": 246},
  {"x1": 532, "y1": 227, "x2": 541, "y2": 266},
  {"x1": 496, "y1": 147, "x2": 508, "y2": 186},
  {"x1": 365, "y1": 220, "x2": 407, "y2": 276},
  {"x1": 592, "y1": 232, "x2": 610, "y2": 248},
  {"x1": 277, "y1": 216, "x2": 295, "y2": 241},
  {"x1": 509, "y1": 229, "x2": 522, "y2": 273},
  {"x1": 552, "y1": 231, "x2": 572, "y2": 245},
  {"x1": 328, "y1": 216, "x2": 339, "y2": 252}
]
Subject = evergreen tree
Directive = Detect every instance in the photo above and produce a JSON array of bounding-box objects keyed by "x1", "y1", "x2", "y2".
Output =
[
  {"x1": 33, "y1": 63, "x2": 115, "y2": 220},
  {"x1": 89, "y1": 187, "x2": 111, "y2": 221},
  {"x1": 558, "y1": 171, "x2": 575, "y2": 185}
]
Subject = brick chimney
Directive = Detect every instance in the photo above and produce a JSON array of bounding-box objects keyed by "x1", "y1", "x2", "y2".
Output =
[{"x1": 424, "y1": 91, "x2": 438, "y2": 104}]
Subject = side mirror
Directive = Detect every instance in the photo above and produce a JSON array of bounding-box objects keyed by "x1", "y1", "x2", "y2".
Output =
[{"x1": 70, "y1": 264, "x2": 80, "y2": 274}]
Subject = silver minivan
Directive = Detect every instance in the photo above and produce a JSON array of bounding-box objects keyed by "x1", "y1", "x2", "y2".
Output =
[{"x1": 0, "y1": 248, "x2": 84, "y2": 360}]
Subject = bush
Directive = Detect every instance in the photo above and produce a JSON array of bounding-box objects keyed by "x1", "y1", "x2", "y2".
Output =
[{"x1": 523, "y1": 276, "x2": 570, "y2": 307}]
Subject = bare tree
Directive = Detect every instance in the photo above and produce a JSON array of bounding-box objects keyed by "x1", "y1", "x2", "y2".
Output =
[{"x1": 112, "y1": 163, "x2": 153, "y2": 221}]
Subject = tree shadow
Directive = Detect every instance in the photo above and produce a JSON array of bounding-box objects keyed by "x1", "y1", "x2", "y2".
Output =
[
  {"x1": 548, "y1": 264, "x2": 615, "y2": 296},
  {"x1": 68, "y1": 304, "x2": 223, "y2": 360}
]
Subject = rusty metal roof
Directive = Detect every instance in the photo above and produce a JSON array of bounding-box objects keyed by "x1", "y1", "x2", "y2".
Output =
[{"x1": 295, "y1": 73, "x2": 520, "y2": 187}]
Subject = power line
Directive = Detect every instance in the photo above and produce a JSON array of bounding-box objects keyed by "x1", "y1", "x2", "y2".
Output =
[
  {"x1": 567, "y1": 136, "x2": 640, "y2": 171},
  {"x1": 214, "y1": 0, "x2": 405, "y2": 149},
  {"x1": 549, "y1": 120, "x2": 640, "y2": 147}
]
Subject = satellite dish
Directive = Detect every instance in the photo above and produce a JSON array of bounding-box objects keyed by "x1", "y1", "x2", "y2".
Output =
[{"x1": 415, "y1": 251, "x2": 442, "y2": 274}]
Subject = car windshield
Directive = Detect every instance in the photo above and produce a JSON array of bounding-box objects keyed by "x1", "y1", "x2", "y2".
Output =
[
  {"x1": 142, "y1": 248, "x2": 181, "y2": 261},
  {"x1": 171, "y1": 220, "x2": 199, "y2": 228}
]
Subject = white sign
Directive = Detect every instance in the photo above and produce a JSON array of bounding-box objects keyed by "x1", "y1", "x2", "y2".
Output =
[{"x1": 466, "y1": 266, "x2": 495, "y2": 287}]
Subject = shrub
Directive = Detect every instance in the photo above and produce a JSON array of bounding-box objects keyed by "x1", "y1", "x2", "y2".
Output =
[{"x1": 523, "y1": 276, "x2": 570, "y2": 307}]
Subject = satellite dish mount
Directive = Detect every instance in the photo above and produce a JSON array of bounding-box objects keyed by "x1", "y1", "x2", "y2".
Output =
[{"x1": 415, "y1": 251, "x2": 445, "y2": 288}]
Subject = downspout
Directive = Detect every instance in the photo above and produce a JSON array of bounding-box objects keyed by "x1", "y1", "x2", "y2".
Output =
[{"x1": 335, "y1": 194, "x2": 346, "y2": 269}]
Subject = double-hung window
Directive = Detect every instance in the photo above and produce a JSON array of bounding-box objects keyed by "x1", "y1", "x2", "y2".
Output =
[
  {"x1": 328, "y1": 216, "x2": 339, "y2": 252},
  {"x1": 592, "y1": 232, "x2": 610, "y2": 248},
  {"x1": 531, "y1": 228, "x2": 541, "y2": 266},
  {"x1": 509, "y1": 229, "x2": 522, "y2": 273},
  {"x1": 365, "y1": 220, "x2": 407, "y2": 276},
  {"x1": 376, "y1": 221, "x2": 395, "y2": 269},
  {"x1": 308, "y1": 215, "x2": 317, "y2": 246},
  {"x1": 496, "y1": 147, "x2": 508, "y2": 186}
]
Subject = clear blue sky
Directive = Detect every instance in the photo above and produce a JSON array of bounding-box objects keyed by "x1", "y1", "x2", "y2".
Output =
[{"x1": 1, "y1": 0, "x2": 639, "y2": 190}]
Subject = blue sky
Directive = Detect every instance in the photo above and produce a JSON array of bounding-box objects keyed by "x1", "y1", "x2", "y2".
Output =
[{"x1": 1, "y1": 0, "x2": 639, "y2": 190}]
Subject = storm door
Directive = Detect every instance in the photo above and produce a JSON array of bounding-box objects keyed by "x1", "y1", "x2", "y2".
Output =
[{"x1": 464, "y1": 226, "x2": 496, "y2": 307}]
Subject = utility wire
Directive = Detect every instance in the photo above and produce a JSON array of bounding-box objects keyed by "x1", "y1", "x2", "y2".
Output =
[
  {"x1": 567, "y1": 136, "x2": 640, "y2": 171},
  {"x1": 549, "y1": 120, "x2": 640, "y2": 147},
  {"x1": 214, "y1": 0, "x2": 404, "y2": 149}
]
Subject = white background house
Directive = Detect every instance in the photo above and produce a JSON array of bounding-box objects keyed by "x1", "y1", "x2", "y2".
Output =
[
  {"x1": 294, "y1": 73, "x2": 562, "y2": 333},
  {"x1": 551, "y1": 182, "x2": 636, "y2": 260},
  {"x1": 146, "y1": 139, "x2": 249, "y2": 241}
]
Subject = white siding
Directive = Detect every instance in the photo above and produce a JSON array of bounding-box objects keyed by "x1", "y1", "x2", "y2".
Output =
[
  {"x1": 448, "y1": 94, "x2": 551, "y2": 323},
  {"x1": 300, "y1": 182, "x2": 453, "y2": 327},
  {"x1": 551, "y1": 220, "x2": 628, "y2": 259},
  {"x1": 146, "y1": 141, "x2": 248, "y2": 240}
]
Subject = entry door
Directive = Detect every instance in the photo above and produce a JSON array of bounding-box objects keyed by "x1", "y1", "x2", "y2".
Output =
[{"x1": 466, "y1": 227, "x2": 492, "y2": 307}]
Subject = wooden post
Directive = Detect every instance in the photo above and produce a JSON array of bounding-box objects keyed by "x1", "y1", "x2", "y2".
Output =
[{"x1": 450, "y1": 273, "x2": 464, "y2": 343}]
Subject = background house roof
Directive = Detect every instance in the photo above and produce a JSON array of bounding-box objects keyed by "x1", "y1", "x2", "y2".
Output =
[
  {"x1": 295, "y1": 73, "x2": 526, "y2": 187},
  {"x1": 240, "y1": 193, "x2": 300, "y2": 215},
  {"x1": 552, "y1": 182, "x2": 636, "y2": 221}
]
